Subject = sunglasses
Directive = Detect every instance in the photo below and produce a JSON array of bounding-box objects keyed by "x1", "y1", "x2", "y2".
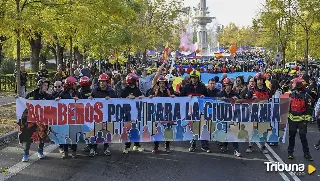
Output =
[{"x1": 54, "y1": 86, "x2": 61, "y2": 88}]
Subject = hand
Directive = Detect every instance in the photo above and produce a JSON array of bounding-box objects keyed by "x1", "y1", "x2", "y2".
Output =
[
  {"x1": 138, "y1": 95, "x2": 144, "y2": 99},
  {"x1": 128, "y1": 95, "x2": 135, "y2": 99},
  {"x1": 105, "y1": 96, "x2": 110, "y2": 100},
  {"x1": 200, "y1": 95, "x2": 205, "y2": 98},
  {"x1": 232, "y1": 96, "x2": 238, "y2": 100},
  {"x1": 73, "y1": 97, "x2": 79, "y2": 100},
  {"x1": 188, "y1": 95, "x2": 192, "y2": 97},
  {"x1": 149, "y1": 95, "x2": 154, "y2": 99},
  {"x1": 170, "y1": 95, "x2": 175, "y2": 98},
  {"x1": 88, "y1": 96, "x2": 93, "y2": 100},
  {"x1": 55, "y1": 97, "x2": 61, "y2": 101},
  {"x1": 15, "y1": 95, "x2": 19, "y2": 98}
]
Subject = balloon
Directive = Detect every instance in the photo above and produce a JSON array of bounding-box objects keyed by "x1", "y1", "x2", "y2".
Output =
[
  {"x1": 230, "y1": 45, "x2": 237, "y2": 55},
  {"x1": 196, "y1": 49, "x2": 201, "y2": 54}
]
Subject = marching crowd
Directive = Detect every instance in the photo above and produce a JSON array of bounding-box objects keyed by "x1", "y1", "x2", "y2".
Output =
[{"x1": 14, "y1": 57, "x2": 320, "y2": 164}]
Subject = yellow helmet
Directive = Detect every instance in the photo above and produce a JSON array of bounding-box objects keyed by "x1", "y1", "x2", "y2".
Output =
[
  {"x1": 290, "y1": 70, "x2": 296, "y2": 75},
  {"x1": 190, "y1": 70, "x2": 201, "y2": 79},
  {"x1": 266, "y1": 68, "x2": 271, "y2": 73},
  {"x1": 283, "y1": 69, "x2": 289, "y2": 73}
]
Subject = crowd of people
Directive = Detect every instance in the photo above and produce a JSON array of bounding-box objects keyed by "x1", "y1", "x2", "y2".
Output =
[{"x1": 13, "y1": 56, "x2": 320, "y2": 164}]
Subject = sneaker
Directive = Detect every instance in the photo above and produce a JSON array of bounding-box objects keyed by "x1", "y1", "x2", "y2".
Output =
[
  {"x1": 288, "y1": 153, "x2": 294, "y2": 159},
  {"x1": 189, "y1": 147, "x2": 196, "y2": 152},
  {"x1": 152, "y1": 147, "x2": 159, "y2": 153},
  {"x1": 314, "y1": 144, "x2": 320, "y2": 150},
  {"x1": 123, "y1": 148, "x2": 129, "y2": 154},
  {"x1": 165, "y1": 147, "x2": 171, "y2": 153},
  {"x1": 38, "y1": 152, "x2": 45, "y2": 159},
  {"x1": 62, "y1": 152, "x2": 68, "y2": 159},
  {"x1": 261, "y1": 146, "x2": 269, "y2": 154},
  {"x1": 234, "y1": 150, "x2": 241, "y2": 157},
  {"x1": 201, "y1": 147, "x2": 211, "y2": 153},
  {"x1": 89, "y1": 149, "x2": 96, "y2": 157},
  {"x1": 246, "y1": 147, "x2": 254, "y2": 153},
  {"x1": 220, "y1": 146, "x2": 228, "y2": 153},
  {"x1": 22, "y1": 154, "x2": 29, "y2": 162},
  {"x1": 269, "y1": 142, "x2": 278, "y2": 146},
  {"x1": 59, "y1": 148, "x2": 64, "y2": 154},
  {"x1": 72, "y1": 151, "x2": 77, "y2": 159},
  {"x1": 304, "y1": 154, "x2": 313, "y2": 161},
  {"x1": 83, "y1": 145, "x2": 90, "y2": 152},
  {"x1": 133, "y1": 146, "x2": 144, "y2": 152},
  {"x1": 104, "y1": 148, "x2": 111, "y2": 156}
]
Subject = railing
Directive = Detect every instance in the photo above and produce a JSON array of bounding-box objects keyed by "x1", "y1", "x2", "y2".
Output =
[{"x1": 0, "y1": 72, "x2": 56, "y2": 91}]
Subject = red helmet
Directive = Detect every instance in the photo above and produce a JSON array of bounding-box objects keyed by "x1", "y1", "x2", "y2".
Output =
[
  {"x1": 98, "y1": 73, "x2": 109, "y2": 81},
  {"x1": 157, "y1": 76, "x2": 167, "y2": 83},
  {"x1": 126, "y1": 73, "x2": 139, "y2": 84},
  {"x1": 254, "y1": 72, "x2": 266, "y2": 80},
  {"x1": 80, "y1": 76, "x2": 90, "y2": 86},
  {"x1": 65, "y1": 76, "x2": 77, "y2": 89},
  {"x1": 295, "y1": 78, "x2": 307, "y2": 89},
  {"x1": 223, "y1": 78, "x2": 233, "y2": 86}
]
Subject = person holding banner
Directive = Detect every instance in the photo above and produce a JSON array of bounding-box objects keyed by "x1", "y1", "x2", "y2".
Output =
[
  {"x1": 120, "y1": 73, "x2": 145, "y2": 154},
  {"x1": 287, "y1": 78, "x2": 313, "y2": 161},
  {"x1": 149, "y1": 76, "x2": 175, "y2": 153},
  {"x1": 217, "y1": 78, "x2": 241, "y2": 157},
  {"x1": 180, "y1": 70, "x2": 209, "y2": 152},
  {"x1": 56, "y1": 76, "x2": 81, "y2": 159},
  {"x1": 245, "y1": 73, "x2": 271, "y2": 154},
  {"x1": 21, "y1": 79, "x2": 54, "y2": 162},
  {"x1": 88, "y1": 73, "x2": 116, "y2": 156}
]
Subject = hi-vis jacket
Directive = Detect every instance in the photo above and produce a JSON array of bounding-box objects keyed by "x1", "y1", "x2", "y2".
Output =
[{"x1": 289, "y1": 90, "x2": 313, "y2": 122}]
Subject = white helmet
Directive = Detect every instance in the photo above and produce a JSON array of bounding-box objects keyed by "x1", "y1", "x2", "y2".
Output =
[{"x1": 165, "y1": 74, "x2": 175, "y2": 82}]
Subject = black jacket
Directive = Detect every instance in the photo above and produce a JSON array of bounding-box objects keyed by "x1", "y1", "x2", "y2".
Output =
[
  {"x1": 91, "y1": 85, "x2": 116, "y2": 98},
  {"x1": 180, "y1": 82, "x2": 208, "y2": 97},
  {"x1": 120, "y1": 86, "x2": 142, "y2": 98},
  {"x1": 207, "y1": 88, "x2": 220, "y2": 97},
  {"x1": 59, "y1": 89, "x2": 82, "y2": 99},
  {"x1": 25, "y1": 88, "x2": 54, "y2": 100},
  {"x1": 79, "y1": 86, "x2": 92, "y2": 99}
]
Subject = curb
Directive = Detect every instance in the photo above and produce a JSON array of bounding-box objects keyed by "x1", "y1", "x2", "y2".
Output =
[
  {"x1": 0, "y1": 130, "x2": 18, "y2": 143},
  {"x1": 0, "y1": 102, "x2": 16, "y2": 107}
]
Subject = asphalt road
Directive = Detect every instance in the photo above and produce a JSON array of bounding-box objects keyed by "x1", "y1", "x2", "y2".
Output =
[{"x1": 0, "y1": 123, "x2": 319, "y2": 181}]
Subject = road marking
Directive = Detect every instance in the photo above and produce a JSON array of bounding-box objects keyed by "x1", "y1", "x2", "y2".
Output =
[
  {"x1": 0, "y1": 144, "x2": 58, "y2": 181},
  {"x1": 256, "y1": 142, "x2": 301, "y2": 181},
  {"x1": 264, "y1": 143, "x2": 301, "y2": 181}
]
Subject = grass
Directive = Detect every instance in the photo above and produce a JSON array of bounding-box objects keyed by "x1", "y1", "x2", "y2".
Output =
[{"x1": 0, "y1": 105, "x2": 17, "y2": 137}]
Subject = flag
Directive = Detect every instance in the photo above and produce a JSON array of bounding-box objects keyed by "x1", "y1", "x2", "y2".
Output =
[
  {"x1": 162, "y1": 42, "x2": 169, "y2": 60},
  {"x1": 214, "y1": 52, "x2": 223, "y2": 58}
]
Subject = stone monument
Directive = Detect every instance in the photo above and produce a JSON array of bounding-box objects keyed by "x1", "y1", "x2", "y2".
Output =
[{"x1": 193, "y1": 0, "x2": 215, "y2": 55}]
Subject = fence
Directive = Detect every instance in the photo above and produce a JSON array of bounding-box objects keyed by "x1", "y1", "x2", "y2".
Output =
[{"x1": 0, "y1": 72, "x2": 56, "y2": 92}]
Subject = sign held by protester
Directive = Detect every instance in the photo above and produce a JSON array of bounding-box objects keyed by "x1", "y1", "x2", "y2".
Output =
[{"x1": 16, "y1": 97, "x2": 288, "y2": 144}]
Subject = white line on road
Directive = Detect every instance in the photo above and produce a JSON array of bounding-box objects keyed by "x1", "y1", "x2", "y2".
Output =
[{"x1": 0, "y1": 144, "x2": 58, "y2": 181}]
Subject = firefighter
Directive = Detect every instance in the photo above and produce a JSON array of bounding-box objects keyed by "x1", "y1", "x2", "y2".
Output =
[
  {"x1": 149, "y1": 76, "x2": 175, "y2": 153},
  {"x1": 180, "y1": 70, "x2": 209, "y2": 152},
  {"x1": 120, "y1": 73, "x2": 145, "y2": 154},
  {"x1": 217, "y1": 78, "x2": 241, "y2": 157},
  {"x1": 55, "y1": 76, "x2": 81, "y2": 159},
  {"x1": 88, "y1": 73, "x2": 116, "y2": 156},
  {"x1": 287, "y1": 78, "x2": 313, "y2": 161}
]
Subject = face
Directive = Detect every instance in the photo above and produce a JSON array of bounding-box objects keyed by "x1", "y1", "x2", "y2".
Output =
[
  {"x1": 309, "y1": 79, "x2": 314, "y2": 84},
  {"x1": 292, "y1": 81, "x2": 296, "y2": 89},
  {"x1": 58, "y1": 68, "x2": 62, "y2": 73},
  {"x1": 54, "y1": 83, "x2": 62, "y2": 91},
  {"x1": 41, "y1": 82, "x2": 49, "y2": 92},
  {"x1": 208, "y1": 80, "x2": 215, "y2": 89},
  {"x1": 142, "y1": 69, "x2": 147, "y2": 76},
  {"x1": 257, "y1": 79, "x2": 264, "y2": 86},
  {"x1": 100, "y1": 80, "x2": 107, "y2": 88},
  {"x1": 190, "y1": 77, "x2": 198, "y2": 84},
  {"x1": 20, "y1": 66, "x2": 25, "y2": 72},
  {"x1": 249, "y1": 78, "x2": 255, "y2": 87},
  {"x1": 225, "y1": 85, "x2": 232, "y2": 92},
  {"x1": 159, "y1": 81, "x2": 166, "y2": 88},
  {"x1": 236, "y1": 78, "x2": 241, "y2": 86}
]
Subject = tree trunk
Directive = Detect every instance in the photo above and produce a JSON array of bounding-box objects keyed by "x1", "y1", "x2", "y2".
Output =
[
  {"x1": 305, "y1": 30, "x2": 309, "y2": 72},
  {"x1": 69, "y1": 36, "x2": 73, "y2": 76},
  {"x1": 282, "y1": 46, "x2": 286, "y2": 68},
  {"x1": 56, "y1": 42, "x2": 64, "y2": 68},
  {"x1": 143, "y1": 49, "x2": 147, "y2": 63},
  {"x1": 29, "y1": 32, "x2": 42, "y2": 72},
  {"x1": 74, "y1": 47, "x2": 84, "y2": 65},
  {"x1": 16, "y1": 0, "x2": 21, "y2": 96},
  {"x1": 0, "y1": 36, "x2": 7, "y2": 65}
]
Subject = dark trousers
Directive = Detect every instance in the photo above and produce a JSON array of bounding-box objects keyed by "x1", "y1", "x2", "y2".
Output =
[
  {"x1": 223, "y1": 142, "x2": 239, "y2": 151},
  {"x1": 62, "y1": 144, "x2": 77, "y2": 152},
  {"x1": 88, "y1": 143, "x2": 109, "y2": 151},
  {"x1": 288, "y1": 120, "x2": 310, "y2": 154},
  {"x1": 154, "y1": 141, "x2": 170, "y2": 148},
  {"x1": 190, "y1": 139, "x2": 209, "y2": 148},
  {"x1": 125, "y1": 142, "x2": 140, "y2": 149},
  {"x1": 23, "y1": 142, "x2": 44, "y2": 155}
]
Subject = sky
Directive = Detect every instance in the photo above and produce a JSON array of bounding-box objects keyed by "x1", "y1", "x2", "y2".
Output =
[{"x1": 183, "y1": 0, "x2": 266, "y2": 27}]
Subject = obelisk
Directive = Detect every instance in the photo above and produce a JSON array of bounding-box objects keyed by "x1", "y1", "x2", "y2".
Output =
[{"x1": 193, "y1": 0, "x2": 215, "y2": 55}]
